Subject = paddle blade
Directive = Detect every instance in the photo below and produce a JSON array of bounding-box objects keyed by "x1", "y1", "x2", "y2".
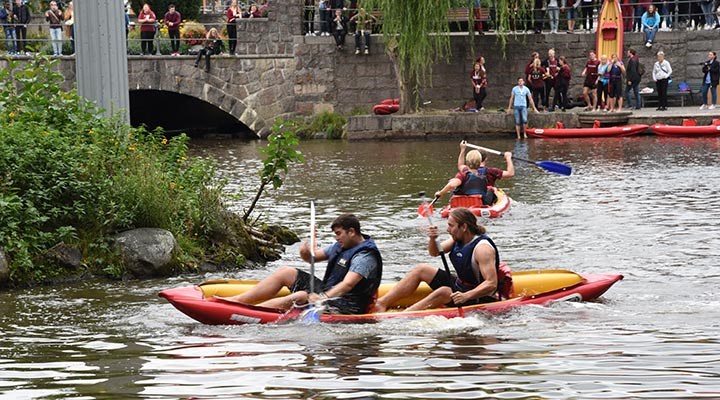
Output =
[
  {"x1": 536, "y1": 161, "x2": 572, "y2": 176},
  {"x1": 417, "y1": 203, "x2": 434, "y2": 217}
]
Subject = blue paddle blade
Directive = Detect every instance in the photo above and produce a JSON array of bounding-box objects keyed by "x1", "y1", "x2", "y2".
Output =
[
  {"x1": 536, "y1": 161, "x2": 572, "y2": 176},
  {"x1": 300, "y1": 305, "x2": 321, "y2": 323}
]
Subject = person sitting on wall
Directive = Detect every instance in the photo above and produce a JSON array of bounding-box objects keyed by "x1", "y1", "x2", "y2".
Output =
[
  {"x1": 434, "y1": 141, "x2": 515, "y2": 206},
  {"x1": 331, "y1": 8, "x2": 348, "y2": 51},
  {"x1": 641, "y1": 4, "x2": 660, "y2": 48},
  {"x1": 194, "y1": 27, "x2": 224, "y2": 72},
  {"x1": 349, "y1": 8, "x2": 376, "y2": 55}
]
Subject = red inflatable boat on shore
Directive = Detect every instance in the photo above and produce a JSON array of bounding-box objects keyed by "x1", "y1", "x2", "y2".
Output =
[
  {"x1": 159, "y1": 270, "x2": 623, "y2": 325},
  {"x1": 650, "y1": 119, "x2": 720, "y2": 137},
  {"x1": 527, "y1": 123, "x2": 649, "y2": 138},
  {"x1": 372, "y1": 98, "x2": 400, "y2": 115}
]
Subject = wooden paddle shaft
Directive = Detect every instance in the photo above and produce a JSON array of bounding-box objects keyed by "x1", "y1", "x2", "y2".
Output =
[{"x1": 465, "y1": 143, "x2": 503, "y2": 156}]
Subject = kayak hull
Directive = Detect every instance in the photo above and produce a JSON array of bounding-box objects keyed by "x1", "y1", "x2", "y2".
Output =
[
  {"x1": 596, "y1": 0, "x2": 624, "y2": 62},
  {"x1": 650, "y1": 123, "x2": 720, "y2": 137},
  {"x1": 440, "y1": 187, "x2": 511, "y2": 219},
  {"x1": 527, "y1": 124, "x2": 648, "y2": 138},
  {"x1": 159, "y1": 270, "x2": 623, "y2": 325}
]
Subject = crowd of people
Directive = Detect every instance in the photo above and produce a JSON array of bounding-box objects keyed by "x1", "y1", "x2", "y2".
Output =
[{"x1": 0, "y1": 0, "x2": 73, "y2": 56}]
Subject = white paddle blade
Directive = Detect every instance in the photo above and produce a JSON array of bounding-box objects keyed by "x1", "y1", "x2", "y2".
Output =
[{"x1": 309, "y1": 201, "x2": 316, "y2": 259}]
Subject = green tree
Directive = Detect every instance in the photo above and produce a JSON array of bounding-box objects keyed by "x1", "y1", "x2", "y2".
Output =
[
  {"x1": 360, "y1": 0, "x2": 531, "y2": 113},
  {"x1": 243, "y1": 119, "x2": 305, "y2": 222}
]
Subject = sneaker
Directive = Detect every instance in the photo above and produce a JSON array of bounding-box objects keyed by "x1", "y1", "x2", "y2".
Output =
[
  {"x1": 364, "y1": 48, "x2": 369, "y2": 55},
  {"x1": 700, "y1": 104, "x2": 707, "y2": 110},
  {"x1": 355, "y1": 48, "x2": 360, "y2": 55},
  {"x1": 710, "y1": 104, "x2": 716, "y2": 110},
  {"x1": 646, "y1": 42, "x2": 652, "y2": 48}
]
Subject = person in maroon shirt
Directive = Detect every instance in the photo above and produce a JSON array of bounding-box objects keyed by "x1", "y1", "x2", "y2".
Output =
[
  {"x1": 541, "y1": 48, "x2": 559, "y2": 111},
  {"x1": 435, "y1": 141, "x2": 514, "y2": 206},
  {"x1": 470, "y1": 57, "x2": 488, "y2": 111},
  {"x1": 164, "y1": 4, "x2": 181, "y2": 56},
  {"x1": 137, "y1": 3, "x2": 156, "y2": 55},
  {"x1": 555, "y1": 56, "x2": 572, "y2": 112},
  {"x1": 527, "y1": 58, "x2": 547, "y2": 111},
  {"x1": 581, "y1": 50, "x2": 599, "y2": 110},
  {"x1": 226, "y1": 0, "x2": 240, "y2": 55}
]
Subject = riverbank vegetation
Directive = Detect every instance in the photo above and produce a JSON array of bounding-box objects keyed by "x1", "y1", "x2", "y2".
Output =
[{"x1": 0, "y1": 57, "x2": 298, "y2": 286}]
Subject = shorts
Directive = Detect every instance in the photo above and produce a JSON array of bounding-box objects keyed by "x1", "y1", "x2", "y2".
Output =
[
  {"x1": 566, "y1": 7, "x2": 577, "y2": 19},
  {"x1": 583, "y1": 79, "x2": 597, "y2": 89},
  {"x1": 429, "y1": 269, "x2": 496, "y2": 306},
  {"x1": 292, "y1": 269, "x2": 365, "y2": 314},
  {"x1": 513, "y1": 106, "x2": 528, "y2": 126},
  {"x1": 609, "y1": 78, "x2": 623, "y2": 99}
]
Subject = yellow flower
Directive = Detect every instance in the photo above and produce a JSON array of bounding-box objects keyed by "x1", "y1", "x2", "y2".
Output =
[
  {"x1": 128, "y1": 145, "x2": 137, "y2": 151},
  {"x1": 9, "y1": 111, "x2": 16, "y2": 118},
  {"x1": 161, "y1": 138, "x2": 168, "y2": 145}
]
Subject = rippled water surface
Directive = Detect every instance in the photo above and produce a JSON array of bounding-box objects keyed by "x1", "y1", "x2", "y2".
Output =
[{"x1": 2, "y1": 136, "x2": 720, "y2": 399}]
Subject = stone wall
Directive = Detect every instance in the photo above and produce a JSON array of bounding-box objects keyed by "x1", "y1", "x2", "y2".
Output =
[{"x1": 293, "y1": 30, "x2": 720, "y2": 114}]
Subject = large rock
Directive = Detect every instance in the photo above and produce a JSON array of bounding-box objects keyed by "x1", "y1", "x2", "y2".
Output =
[
  {"x1": 0, "y1": 249, "x2": 8, "y2": 285},
  {"x1": 114, "y1": 228, "x2": 178, "y2": 279}
]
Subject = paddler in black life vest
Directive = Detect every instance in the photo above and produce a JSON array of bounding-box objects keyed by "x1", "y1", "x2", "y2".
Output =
[
  {"x1": 223, "y1": 214, "x2": 382, "y2": 314},
  {"x1": 372, "y1": 208, "x2": 500, "y2": 312},
  {"x1": 434, "y1": 141, "x2": 514, "y2": 206}
]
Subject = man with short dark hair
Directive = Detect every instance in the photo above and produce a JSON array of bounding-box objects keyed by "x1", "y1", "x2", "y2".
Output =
[
  {"x1": 625, "y1": 48, "x2": 642, "y2": 109},
  {"x1": 224, "y1": 214, "x2": 383, "y2": 314}
]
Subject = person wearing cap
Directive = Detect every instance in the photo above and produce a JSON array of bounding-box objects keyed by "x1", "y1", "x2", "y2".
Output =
[{"x1": 434, "y1": 141, "x2": 514, "y2": 206}]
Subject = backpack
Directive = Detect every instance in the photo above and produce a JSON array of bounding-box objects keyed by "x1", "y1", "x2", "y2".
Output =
[{"x1": 638, "y1": 62, "x2": 645, "y2": 77}]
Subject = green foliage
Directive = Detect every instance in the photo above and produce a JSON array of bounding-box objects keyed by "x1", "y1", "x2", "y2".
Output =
[
  {"x1": 293, "y1": 112, "x2": 347, "y2": 140},
  {"x1": 0, "y1": 56, "x2": 225, "y2": 284},
  {"x1": 243, "y1": 119, "x2": 305, "y2": 221},
  {"x1": 132, "y1": 0, "x2": 202, "y2": 22}
]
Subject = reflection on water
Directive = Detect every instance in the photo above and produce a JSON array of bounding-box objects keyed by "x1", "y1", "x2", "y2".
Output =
[{"x1": 1, "y1": 136, "x2": 720, "y2": 399}]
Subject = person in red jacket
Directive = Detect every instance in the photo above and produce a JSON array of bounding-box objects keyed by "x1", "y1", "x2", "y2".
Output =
[
  {"x1": 226, "y1": 0, "x2": 240, "y2": 55},
  {"x1": 137, "y1": 3, "x2": 156, "y2": 55},
  {"x1": 164, "y1": 4, "x2": 182, "y2": 56},
  {"x1": 470, "y1": 57, "x2": 488, "y2": 111},
  {"x1": 555, "y1": 56, "x2": 572, "y2": 112}
]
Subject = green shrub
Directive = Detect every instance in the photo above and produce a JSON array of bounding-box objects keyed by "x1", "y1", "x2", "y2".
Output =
[{"x1": 0, "y1": 56, "x2": 225, "y2": 284}]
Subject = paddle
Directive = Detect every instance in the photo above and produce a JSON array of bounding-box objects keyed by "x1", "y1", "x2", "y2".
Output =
[
  {"x1": 302, "y1": 201, "x2": 322, "y2": 322},
  {"x1": 417, "y1": 195, "x2": 440, "y2": 217},
  {"x1": 420, "y1": 192, "x2": 463, "y2": 317},
  {"x1": 464, "y1": 142, "x2": 572, "y2": 176}
]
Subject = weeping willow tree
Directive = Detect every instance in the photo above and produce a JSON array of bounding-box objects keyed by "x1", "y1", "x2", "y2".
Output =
[{"x1": 360, "y1": 0, "x2": 533, "y2": 113}]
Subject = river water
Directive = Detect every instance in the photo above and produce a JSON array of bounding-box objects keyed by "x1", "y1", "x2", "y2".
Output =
[{"x1": 1, "y1": 136, "x2": 719, "y2": 399}]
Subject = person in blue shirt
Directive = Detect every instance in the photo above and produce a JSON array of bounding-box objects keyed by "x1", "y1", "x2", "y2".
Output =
[
  {"x1": 506, "y1": 77, "x2": 539, "y2": 139},
  {"x1": 641, "y1": 4, "x2": 660, "y2": 48}
]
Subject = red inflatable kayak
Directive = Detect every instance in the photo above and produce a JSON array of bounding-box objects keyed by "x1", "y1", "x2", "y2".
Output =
[
  {"x1": 159, "y1": 270, "x2": 623, "y2": 325},
  {"x1": 527, "y1": 124, "x2": 649, "y2": 138},
  {"x1": 650, "y1": 119, "x2": 720, "y2": 137},
  {"x1": 440, "y1": 187, "x2": 511, "y2": 219}
]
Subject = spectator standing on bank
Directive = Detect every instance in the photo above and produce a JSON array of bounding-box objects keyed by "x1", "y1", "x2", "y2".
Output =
[
  {"x1": 541, "y1": 48, "x2": 559, "y2": 111},
  {"x1": 555, "y1": 56, "x2": 571, "y2": 111},
  {"x1": 470, "y1": 57, "x2": 488, "y2": 111},
  {"x1": 246, "y1": 3, "x2": 262, "y2": 18},
  {"x1": 525, "y1": 51, "x2": 540, "y2": 76},
  {"x1": 561, "y1": 0, "x2": 579, "y2": 33},
  {"x1": 349, "y1": 8, "x2": 375, "y2": 55},
  {"x1": 64, "y1": 1, "x2": 73, "y2": 53},
  {"x1": 652, "y1": 50, "x2": 672, "y2": 111},
  {"x1": 546, "y1": 0, "x2": 560, "y2": 33},
  {"x1": 304, "y1": 0, "x2": 315, "y2": 35},
  {"x1": 621, "y1": 0, "x2": 633, "y2": 32},
  {"x1": 699, "y1": 51, "x2": 719, "y2": 109},
  {"x1": 579, "y1": 0, "x2": 595, "y2": 32},
  {"x1": 0, "y1": 0, "x2": 17, "y2": 56},
  {"x1": 700, "y1": 0, "x2": 717, "y2": 29},
  {"x1": 12, "y1": 0, "x2": 29, "y2": 55},
  {"x1": 641, "y1": 4, "x2": 660, "y2": 48},
  {"x1": 527, "y1": 58, "x2": 547, "y2": 110},
  {"x1": 507, "y1": 77, "x2": 539, "y2": 140},
  {"x1": 194, "y1": 27, "x2": 224, "y2": 72},
  {"x1": 45, "y1": 1, "x2": 64, "y2": 56},
  {"x1": 607, "y1": 53, "x2": 625, "y2": 112},
  {"x1": 164, "y1": 4, "x2": 182, "y2": 56},
  {"x1": 581, "y1": 50, "x2": 599, "y2": 110},
  {"x1": 226, "y1": 0, "x2": 240, "y2": 55},
  {"x1": 625, "y1": 48, "x2": 642, "y2": 109},
  {"x1": 596, "y1": 54, "x2": 610, "y2": 111},
  {"x1": 331, "y1": 8, "x2": 347, "y2": 51},
  {"x1": 138, "y1": 3, "x2": 157, "y2": 55},
  {"x1": 533, "y1": 0, "x2": 544, "y2": 34},
  {"x1": 318, "y1": 0, "x2": 330, "y2": 36}
]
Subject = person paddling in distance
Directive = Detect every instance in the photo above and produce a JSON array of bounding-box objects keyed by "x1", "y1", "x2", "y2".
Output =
[
  {"x1": 223, "y1": 214, "x2": 383, "y2": 314},
  {"x1": 373, "y1": 208, "x2": 499, "y2": 312},
  {"x1": 434, "y1": 141, "x2": 514, "y2": 206}
]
